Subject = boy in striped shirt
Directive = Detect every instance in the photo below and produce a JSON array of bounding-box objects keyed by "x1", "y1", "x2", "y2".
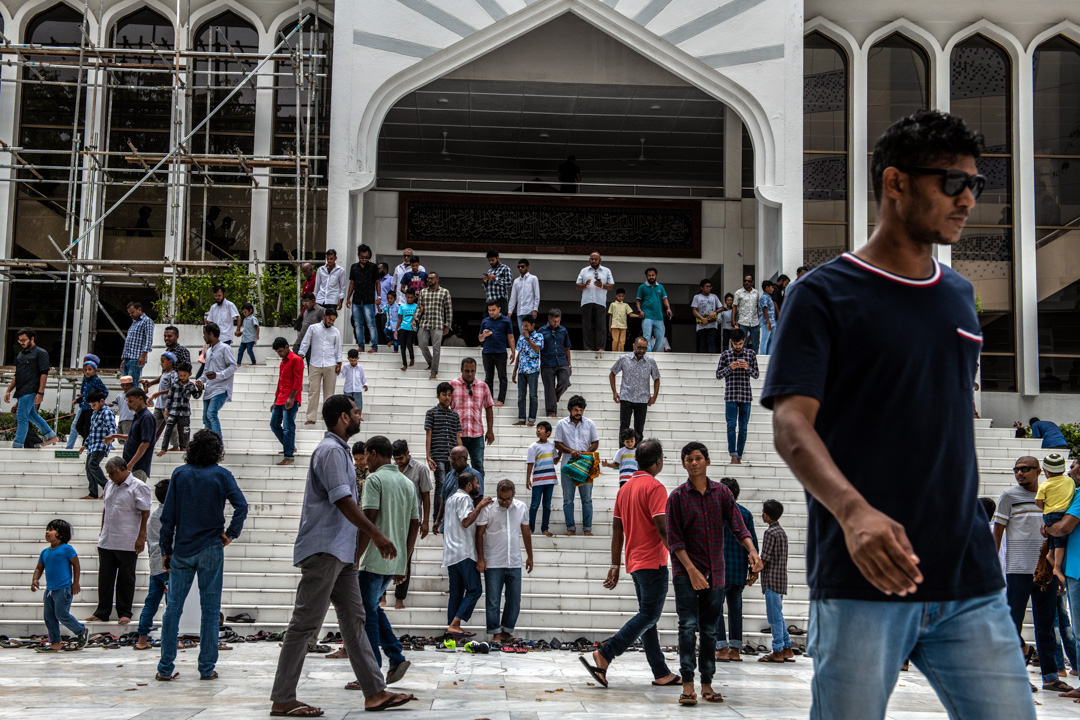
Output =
[
  {"x1": 525, "y1": 421, "x2": 559, "y2": 537},
  {"x1": 603, "y1": 428, "x2": 638, "y2": 487}
]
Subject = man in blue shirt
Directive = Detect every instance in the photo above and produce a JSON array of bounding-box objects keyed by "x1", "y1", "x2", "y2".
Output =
[
  {"x1": 635, "y1": 268, "x2": 672, "y2": 353},
  {"x1": 479, "y1": 301, "x2": 515, "y2": 406},
  {"x1": 1046, "y1": 456, "x2": 1080, "y2": 699},
  {"x1": 157, "y1": 428, "x2": 248, "y2": 682},
  {"x1": 538, "y1": 309, "x2": 572, "y2": 418},
  {"x1": 757, "y1": 281, "x2": 777, "y2": 355},
  {"x1": 1030, "y1": 417, "x2": 1070, "y2": 449},
  {"x1": 764, "y1": 110, "x2": 1033, "y2": 717},
  {"x1": 122, "y1": 301, "x2": 154, "y2": 383}
]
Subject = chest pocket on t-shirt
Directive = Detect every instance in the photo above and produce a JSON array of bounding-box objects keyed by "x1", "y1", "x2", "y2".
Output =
[{"x1": 956, "y1": 328, "x2": 983, "y2": 391}]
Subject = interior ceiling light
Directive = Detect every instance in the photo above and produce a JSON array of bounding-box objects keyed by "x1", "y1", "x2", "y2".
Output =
[
  {"x1": 440, "y1": 131, "x2": 449, "y2": 155},
  {"x1": 437, "y1": 98, "x2": 449, "y2": 104},
  {"x1": 650, "y1": 105, "x2": 661, "y2": 110},
  {"x1": 639, "y1": 138, "x2": 647, "y2": 162},
  {"x1": 539, "y1": 133, "x2": 550, "y2": 138}
]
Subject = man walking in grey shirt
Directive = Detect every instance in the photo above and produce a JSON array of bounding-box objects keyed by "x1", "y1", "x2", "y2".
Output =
[
  {"x1": 608, "y1": 336, "x2": 660, "y2": 437},
  {"x1": 269, "y1": 394, "x2": 416, "y2": 716}
]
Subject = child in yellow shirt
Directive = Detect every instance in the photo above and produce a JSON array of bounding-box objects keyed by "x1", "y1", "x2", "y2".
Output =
[
  {"x1": 1035, "y1": 453, "x2": 1074, "y2": 585},
  {"x1": 607, "y1": 288, "x2": 642, "y2": 352}
]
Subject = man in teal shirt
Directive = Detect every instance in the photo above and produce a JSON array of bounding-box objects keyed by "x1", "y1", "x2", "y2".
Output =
[
  {"x1": 636, "y1": 268, "x2": 672, "y2": 353},
  {"x1": 1046, "y1": 455, "x2": 1080, "y2": 697},
  {"x1": 357, "y1": 435, "x2": 420, "y2": 684}
]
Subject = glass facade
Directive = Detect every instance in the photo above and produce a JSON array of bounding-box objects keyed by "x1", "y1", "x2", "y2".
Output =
[
  {"x1": 951, "y1": 36, "x2": 1016, "y2": 392},
  {"x1": 803, "y1": 32, "x2": 848, "y2": 268},
  {"x1": 1033, "y1": 36, "x2": 1080, "y2": 393}
]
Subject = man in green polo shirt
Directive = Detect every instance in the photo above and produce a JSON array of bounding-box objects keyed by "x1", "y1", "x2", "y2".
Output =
[
  {"x1": 357, "y1": 435, "x2": 420, "y2": 684},
  {"x1": 636, "y1": 268, "x2": 672, "y2": 353}
]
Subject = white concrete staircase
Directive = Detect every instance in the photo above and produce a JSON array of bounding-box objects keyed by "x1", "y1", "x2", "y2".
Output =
[{"x1": 0, "y1": 346, "x2": 1051, "y2": 642}]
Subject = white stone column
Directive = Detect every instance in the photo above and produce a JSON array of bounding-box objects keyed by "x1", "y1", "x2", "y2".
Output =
[
  {"x1": 0, "y1": 54, "x2": 19, "y2": 362},
  {"x1": 723, "y1": 106, "x2": 745, "y2": 295},
  {"x1": 1013, "y1": 48, "x2": 1039, "y2": 396},
  {"x1": 248, "y1": 46, "x2": 275, "y2": 270}
]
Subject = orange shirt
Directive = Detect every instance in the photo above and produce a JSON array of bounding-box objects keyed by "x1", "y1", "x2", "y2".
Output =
[{"x1": 613, "y1": 470, "x2": 669, "y2": 573}]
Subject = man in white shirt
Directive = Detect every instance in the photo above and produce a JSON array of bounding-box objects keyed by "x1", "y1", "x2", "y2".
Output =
[
  {"x1": 196, "y1": 322, "x2": 237, "y2": 442},
  {"x1": 392, "y1": 248, "x2": 425, "y2": 306},
  {"x1": 299, "y1": 307, "x2": 343, "y2": 425},
  {"x1": 575, "y1": 252, "x2": 615, "y2": 352},
  {"x1": 476, "y1": 479, "x2": 533, "y2": 642},
  {"x1": 552, "y1": 395, "x2": 599, "y2": 537},
  {"x1": 204, "y1": 286, "x2": 240, "y2": 344},
  {"x1": 314, "y1": 249, "x2": 348, "y2": 311},
  {"x1": 508, "y1": 259, "x2": 540, "y2": 337},
  {"x1": 441, "y1": 471, "x2": 491, "y2": 637},
  {"x1": 731, "y1": 275, "x2": 761, "y2": 352}
]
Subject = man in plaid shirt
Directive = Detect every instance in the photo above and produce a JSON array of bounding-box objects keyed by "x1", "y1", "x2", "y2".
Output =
[
  {"x1": 666, "y1": 442, "x2": 762, "y2": 704},
  {"x1": 715, "y1": 328, "x2": 758, "y2": 464},
  {"x1": 79, "y1": 389, "x2": 115, "y2": 499},
  {"x1": 450, "y1": 358, "x2": 495, "y2": 482},
  {"x1": 717, "y1": 476, "x2": 757, "y2": 662},
  {"x1": 416, "y1": 273, "x2": 454, "y2": 380},
  {"x1": 482, "y1": 250, "x2": 513, "y2": 317},
  {"x1": 122, "y1": 301, "x2": 155, "y2": 383}
]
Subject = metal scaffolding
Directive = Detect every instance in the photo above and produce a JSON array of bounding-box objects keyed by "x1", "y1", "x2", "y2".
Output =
[{"x1": 0, "y1": 0, "x2": 328, "y2": 428}]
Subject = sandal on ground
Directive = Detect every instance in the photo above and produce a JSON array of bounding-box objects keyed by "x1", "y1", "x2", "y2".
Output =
[
  {"x1": 306, "y1": 643, "x2": 330, "y2": 653},
  {"x1": 385, "y1": 660, "x2": 410, "y2": 684},
  {"x1": 678, "y1": 693, "x2": 697, "y2": 706},
  {"x1": 200, "y1": 671, "x2": 219, "y2": 680},
  {"x1": 651, "y1": 675, "x2": 682, "y2": 686},
  {"x1": 155, "y1": 672, "x2": 179, "y2": 681},
  {"x1": 758, "y1": 653, "x2": 786, "y2": 663},
  {"x1": 578, "y1": 655, "x2": 608, "y2": 687},
  {"x1": 270, "y1": 702, "x2": 324, "y2": 717},
  {"x1": 1043, "y1": 680, "x2": 1074, "y2": 693},
  {"x1": 365, "y1": 693, "x2": 416, "y2": 712},
  {"x1": 702, "y1": 691, "x2": 724, "y2": 703},
  {"x1": 787, "y1": 624, "x2": 806, "y2": 635}
]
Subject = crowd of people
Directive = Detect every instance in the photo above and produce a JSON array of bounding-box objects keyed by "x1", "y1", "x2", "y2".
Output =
[{"x1": 12, "y1": 110, "x2": 1080, "y2": 719}]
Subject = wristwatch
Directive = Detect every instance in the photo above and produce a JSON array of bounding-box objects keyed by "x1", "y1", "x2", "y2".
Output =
[{"x1": 609, "y1": 564, "x2": 619, "y2": 570}]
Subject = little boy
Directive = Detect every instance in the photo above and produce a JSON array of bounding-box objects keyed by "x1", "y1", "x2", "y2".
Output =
[
  {"x1": 235, "y1": 303, "x2": 260, "y2": 366},
  {"x1": 156, "y1": 362, "x2": 202, "y2": 455},
  {"x1": 1035, "y1": 452, "x2": 1074, "y2": 585},
  {"x1": 148, "y1": 352, "x2": 177, "y2": 444},
  {"x1": 31, "y1": 518, "x2": 87, "y2": 651},
  {"x1": 383, "y1": 290, "x2": 400, "y2": 350},
  {"x1": 602, "y1": 428, "x2": 638, "y2": 487},
  {"x1": 525, "y1": 421, "x2": 559, "y2": 537},
  {"x1": 67, "y1": 355, "x2": 107, "y2": 449},
  {"x1": 338, "y1": 349, "x2": 369, "y2": 421},
  {"x1": 110, "y1": 376, "x2": 136, "y2": 437},
  {"x1": 512, "y1": 315, "x2": 543, "y2": 426},
  {"x1": 425, "y1": 382, "x2": 462, "y2": 531},
  {"x1": 135, "y1": 479, "x2": 170, "y2": 650},
  {"x1": 607, "y1": 288, "x2": 641, "y2": 353},
  {"x1": 79, "y1": 389, "x2": 115, "y2": 499},
  {"x1": 757, "y1": 499, "x2": 792, "y2": 664}
]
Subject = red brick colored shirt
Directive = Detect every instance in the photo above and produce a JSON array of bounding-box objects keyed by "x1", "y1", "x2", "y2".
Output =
[
  {"x1": 275, "y1": 351, "x2": 304, "y2": 406},
  {"x1": 613, "y1": 470, "x2": 669, "y2": 573}
]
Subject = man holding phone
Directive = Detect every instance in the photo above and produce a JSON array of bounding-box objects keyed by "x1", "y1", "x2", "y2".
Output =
[{"x1": 715, "y1": 329, "x2": 758, "y2": 465}]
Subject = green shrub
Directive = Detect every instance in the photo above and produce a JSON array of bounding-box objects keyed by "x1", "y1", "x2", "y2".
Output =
[
  {"x1": 0, "y1": 408, "x2": 73, "y2": 440},
  {"x1": 153, "y1": 265, "x2": 298, "y2": 327}
]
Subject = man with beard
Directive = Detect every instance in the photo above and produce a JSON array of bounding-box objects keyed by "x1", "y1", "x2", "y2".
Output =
[{"x1": 575, "y1": 252, "x2": 615, "y2": 353}]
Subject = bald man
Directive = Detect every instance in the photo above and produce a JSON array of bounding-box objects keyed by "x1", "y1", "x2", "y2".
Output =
[
  {"x1": 433, "y1": 446, "x2": 483, "y2": 532},
  {"x1": 993, "y1": 456, "x2": 1068, "y2": 691}
]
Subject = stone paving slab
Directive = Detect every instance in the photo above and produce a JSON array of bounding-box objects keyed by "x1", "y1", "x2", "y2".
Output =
[{"x1": 0, "y1": 641, "x2": 1076, "y2": 719}]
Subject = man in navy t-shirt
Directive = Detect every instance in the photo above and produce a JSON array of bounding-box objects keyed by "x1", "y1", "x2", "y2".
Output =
[
  {"x1": 479, "y1": 301, "x2": 516, "y2": 406},
  {"x1": 763, "y1": 110, "x2": 1035, "y2": 718}
]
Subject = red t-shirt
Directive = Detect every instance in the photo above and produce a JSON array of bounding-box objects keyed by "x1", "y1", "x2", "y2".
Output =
[
  {"x1": 275, "y1": 351, "x2": 304, "y2": 405},
  {"x1": 613, "y1": 470, "x2": 669, "y2": 573}
]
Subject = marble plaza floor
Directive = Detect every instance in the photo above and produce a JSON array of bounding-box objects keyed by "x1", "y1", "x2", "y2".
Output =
[{"x1": 0, "y1": 641, "x2": 1077, "y2": 719}]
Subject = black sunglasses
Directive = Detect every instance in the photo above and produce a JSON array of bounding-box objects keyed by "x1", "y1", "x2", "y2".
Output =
[
  {"x1": 894, "y1": 166, "x2": 986, "y2": 199},
  {"x1": 1013, "y1": 465, "x2": 1038, "y2": 474}
]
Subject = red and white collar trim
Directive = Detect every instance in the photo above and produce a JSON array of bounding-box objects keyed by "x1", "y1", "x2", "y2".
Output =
[{"x1": 841, "y1": 252, "x2": 942, "y2": 287}]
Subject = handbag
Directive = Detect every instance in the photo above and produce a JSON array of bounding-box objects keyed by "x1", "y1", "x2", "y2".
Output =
[{"x1": 561, "y1": 452, "x2": 599, "y2": 487}]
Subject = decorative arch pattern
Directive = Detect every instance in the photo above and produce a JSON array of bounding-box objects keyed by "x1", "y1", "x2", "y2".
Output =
[{"x1": 803, "y1": 31, "x2": 848, "y2": 266}]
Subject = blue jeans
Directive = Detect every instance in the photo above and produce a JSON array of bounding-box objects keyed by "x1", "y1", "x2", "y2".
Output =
[
  {"x1": 352, "y1": 303, "x2": 378, "y2": 351},
  {"x1": 725, "y1": 401, "x2": 750, "y2": 459},
  {"x1": 137, "y1": 572, "x2": 169, "y2": 637},
  {"x1": 641, "y1": 318, "x2": 665, "y2": 352},
  {"x1": 158, "y1": 544, "x2": 224, "y2": 678},
  {"x1": 270, "y1": 403, "x2": 298, "y2": 458},
  {"x1": 447, "y1": 558, "x2": 482, "y2": 625},
  {"x1": 759, "y1": 323, "x2": 773, "y2": 354},
  {"x1": 673, "y1": 575, "x2": 721, "y2": 683},
  {"x1": 237, "y1": 342, "x2": 256, "y2": 365},
  {"x1": 202, "y1": 393, "x2": 227, "y2": 438},
  {"x1": 517, "y1": 371, "x2": 538, "y2": 422},
  {"x1": 743, "y1": 324, "x2": 760, "y2": 352},
  {"x1": 1053, "y1": 592, "x2": 1078, "y2": 675},
  {"x1": 43, "y1": 587, "x2": 84, "y2": 643},
  {"x1": 346, "y1": 390, "x2": 364, "y2": 410},
  {"x1": 13, "y1": 394, "x2": 56, "y2": 448},
  {"x1": 718, "y1": 584, "x2": 744, "y2": 648},
  {"x1": 808, "y1": 592, "x2": 1037, "y2": 720},
  {"x1": 357, "y1": 571, "x2": 406, "y2": 668},
  {"x1": 529, "y1": 484, "x2": 554, "y2": 532},
  {"x1": 461, "y1": 436, "x2": 486, "y2": 486},
  {"x1": 599, "y1": 567, "x2": 672, "y2": 680},
  {"x1": 1067, "y1": 577, "x2": 1080, "y2": 672},
  {"x1": 764, "y1": 588, "x2": 790, "y2": 652},
  {"x1": 560, "y1": 477, "x2": 593, "y2": 532},
  {"x1": 122, "y1": 358, "x2": 143, "y2": 383},
  {"x1": 65, "y1": 408, "x2": 83, "y2": 449},
  {"x1": 484, "y1": 567, "x2": 522, "y2": 634}
]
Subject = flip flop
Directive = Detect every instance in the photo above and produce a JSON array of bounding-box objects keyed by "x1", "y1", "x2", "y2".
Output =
[
  {"x1": 155, "y1": 672, "x2": 179, "y2": 681},
  {"x1": 385, "y1": 660, "x2": 410, "y2": 684},
  {"x1": 226, "y1": 612, "x2": 256, "y2": 623},
  {"x1": 200, "y1": 671, "x2": 219, "y2": 681},
  {"x1": 578, "y1": 655, "x2": 608, "y2": 687},
  {"x1": 449, "y1": 632, "x2": 476, "y2": 639},
  {"x1": 758, "y1": 654, "x2": 786, "y2": 663},
  {"x1": 702, "y1": 691, "x2": 724, "y2": 703},
  {"x1": 33, "y1": 646, "x2": 60, "y2": 653},
  {"x1": 787, "y1": 625, "x2": 806, "y2": 635},
  {"x1": 133, "y1": 645, "x2": 153, "y2": 651},
  {"x1": 270, "y1": 702, "x2": 324, "y2": 717},
  {"x1": 365, "y1": 693, "x2": 416, "y2": 712},
  {"x1": 678, "y1": 693, "x2": 697, "y2": 706},
  {"x1": 1043, "y1": 680, "x2": 1074, "y2": 693},
  {"x1": 651, "y1": 675, "x2": 682, "y2": 686}
]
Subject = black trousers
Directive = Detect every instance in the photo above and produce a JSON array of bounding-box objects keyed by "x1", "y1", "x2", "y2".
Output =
[
  {"x1": 619, "y1": 400, "x2": 648, "y2": 437},
  {"x1": 399, "y1": 329, "x2": 416, "y2": 365},
  {"x1": 93, "y1": 547, "x2": 138, "y2": 621},
  {"x1": 483, "y1": 351, "x2": 509, "y2": 403},
  {"x1": 581, "y1": 303, "x2": 607, "y2": 351},
  {"x1": 1005, "y1": 573, "x2": 1060, "y2": 678},
  {"x1": 697, "y1": 328, "x2": 717, "y2": 353},
  {"x1": 541, "y1": 366, "x2": 571, "y2": 416},
  {"x1": 394, "y1": 552, "x2": 414, "y2": 600}
]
